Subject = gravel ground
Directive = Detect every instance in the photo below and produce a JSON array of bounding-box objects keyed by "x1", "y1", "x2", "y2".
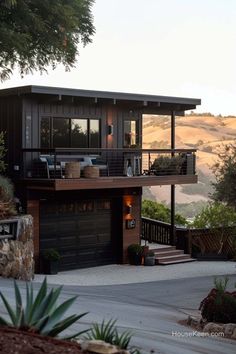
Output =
[{"x1": 34, "y1": 261, "x2": 236, "y2": 286}]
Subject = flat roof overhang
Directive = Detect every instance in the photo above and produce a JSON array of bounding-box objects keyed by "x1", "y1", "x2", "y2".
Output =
[{"x1": 0, "y1": 85, "x2": 201, "y2": 111}]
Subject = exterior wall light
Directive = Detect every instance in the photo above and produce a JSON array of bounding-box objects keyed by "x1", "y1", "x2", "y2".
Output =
[
  {"x1": 126, "y1": 204, "x2": 132, "y2": 215},
  {"x1": 108, "y1": 124, "x2": 114, "y2": 135}
]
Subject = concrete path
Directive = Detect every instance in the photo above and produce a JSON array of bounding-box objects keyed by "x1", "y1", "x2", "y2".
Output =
[{"x1": 34, "y1": 261, "x2": 236, "y2": 286}]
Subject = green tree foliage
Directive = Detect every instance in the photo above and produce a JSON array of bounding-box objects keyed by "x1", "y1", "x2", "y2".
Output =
[
  {"x1": 0, "y1": 0, "x2": 95, "y2": 80},
  {"x1": 0, "y1": 132, "x2": 6, "y2": 173},
  {"x1": 142, "y1": 200, "x2": 187, "y2": 226},
  {"x1": 193, "y1": 202, "x2": 236, "y2": 254},
  {"x1": 211, "y1": 143, "x2": 236, "y2": 208},
  {"x1": 193, "y1": 202, "x2": 236, "y2": 229}
]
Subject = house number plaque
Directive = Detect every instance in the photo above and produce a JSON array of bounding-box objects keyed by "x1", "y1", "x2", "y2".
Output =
[{"x1": 126, "y1": 219, "x2": 136, "y2": 229}]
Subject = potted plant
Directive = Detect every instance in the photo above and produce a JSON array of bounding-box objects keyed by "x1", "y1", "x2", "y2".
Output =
[
  {"x1": 42, "y1": 248, "x2": 61, "y2": 274},
  {"x1": 151, "y1": 155, "x2": 184, "y2": 175},
  {"x1": 144, "y1": 250, "x2": 156, "y2": 266},
  {"x1": 141, "y1": 244, "x2": 149, "y2": 257},
  {"x1": 127, "y1": 244, "x2": 143, "y2": 265}
]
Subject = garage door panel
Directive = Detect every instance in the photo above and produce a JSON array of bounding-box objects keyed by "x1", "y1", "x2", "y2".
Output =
[
  {"x1": 98, "y1": 233, "x2": 111, "y2": 242},
  {"x1": 41, "y1": 239, "x2": 59, "y2": 250},
  {"x1": 58, "y1": 237, "x2": 77, "y2": 248},
  {"x1": 79, "y1": 234, "x2": 97, "y2": 245},
  {"x1": 40, "y1": 199, "x2": 114, "y2": 270}
]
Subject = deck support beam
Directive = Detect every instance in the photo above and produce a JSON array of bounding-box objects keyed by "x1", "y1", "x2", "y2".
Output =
[{"x1": 170, "y1": 111, "x2": 176, "y2": 245}]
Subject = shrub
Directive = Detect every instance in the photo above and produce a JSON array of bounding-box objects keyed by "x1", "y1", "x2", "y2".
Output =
[
  {"x1": 0, "y1": 175, "x2": 16, "y2": 219},
  {"x1": 199, "y1": 277, "x2": 236, "y2": 323},
  {"x1": 127, "y1": 244, "x2": 143, "y2": 265},
  {"x1": 86, "y1": 319, "x2": 141, "y2": 354},
  {"x1": 0, "y1": 175, "x2": 14, "y2": 202},
  {"x1": 145, "y1": 251, "x2": 155, "y2": 257},
  {"x1": 0, "y1": 278, "x2": 88, "y2": 339},
  {"x1": 127, "y1": 244, "x2": 143, "y2": 256},
  {"x1": 151, "y1": 155, "x2": 184, "y2": 175},
  {"x1": 43, "y1": 248, "x2": 61, "y2": 261}
]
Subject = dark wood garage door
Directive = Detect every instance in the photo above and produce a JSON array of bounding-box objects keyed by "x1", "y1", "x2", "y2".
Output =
[{"x1": 40, "y1": 199, "x2": 115, "y2": 270}]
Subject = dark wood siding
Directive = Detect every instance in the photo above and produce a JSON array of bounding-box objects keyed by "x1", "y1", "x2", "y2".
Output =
[
  {"x1": 0, "y1": 96, "x2": 22, "y2": 177},
  {"x1": 22, "y1": 98, "x2": 143, "y2": 150}
]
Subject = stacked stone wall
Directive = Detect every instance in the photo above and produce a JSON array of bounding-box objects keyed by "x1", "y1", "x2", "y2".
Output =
[{"x1": 0, "y1": 215, "x2": 34, "y2": 280}]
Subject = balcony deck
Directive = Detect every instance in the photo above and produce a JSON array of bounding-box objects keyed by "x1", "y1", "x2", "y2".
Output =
[
  {"x1": 23, "y1": 174, "x2": 198, "y2": 191},
  {"x1": 21, "y1": 147, "x2": 197, "y2": 191}
]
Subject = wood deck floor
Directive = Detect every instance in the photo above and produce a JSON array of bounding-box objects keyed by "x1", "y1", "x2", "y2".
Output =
[{"x1": 23, "y1": 174, "x2": 198, "y2": 191}]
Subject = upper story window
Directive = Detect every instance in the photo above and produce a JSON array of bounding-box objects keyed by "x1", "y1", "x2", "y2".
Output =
[
  {"x1": 71, "y1": 119, "x2": 88, "y2": 148},
  {"x1": 40, "y1": 117, "x2": 100, "y2": 148},
  {"x1": 53, "y1": 118, "x2": 70, "y2": 148},
  {"x1": 123, "y1": 120, "x2": 139, "y2": 147}
]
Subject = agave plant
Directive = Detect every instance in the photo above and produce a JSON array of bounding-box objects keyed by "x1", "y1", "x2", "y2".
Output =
[
  {"x1": 0, "y1": 278, "x2": 88, "y2": 339},
  {"x1": 86, "y1": 319, "x2": 141, "y2": 354}
]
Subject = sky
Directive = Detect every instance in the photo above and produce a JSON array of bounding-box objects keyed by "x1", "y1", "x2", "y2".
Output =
[{"x1": 1, "y1": 0, "x2": 236, "y2": 115}]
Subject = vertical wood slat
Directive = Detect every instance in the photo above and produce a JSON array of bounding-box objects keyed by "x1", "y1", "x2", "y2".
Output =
[{"x1": 141, "y1": 217, "x2": 173, "y2": 245}]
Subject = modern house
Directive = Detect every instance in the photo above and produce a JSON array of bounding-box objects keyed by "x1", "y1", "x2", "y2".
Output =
[{"x1": 0, "y1": 85, "x2": 201, "y2": 271}]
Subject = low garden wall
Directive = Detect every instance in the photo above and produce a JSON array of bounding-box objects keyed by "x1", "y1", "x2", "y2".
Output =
[{"x1": 0, "y1": 215, "x2": 34, "y2": 280}]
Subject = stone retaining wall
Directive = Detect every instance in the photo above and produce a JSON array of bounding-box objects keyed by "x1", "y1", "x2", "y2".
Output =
[{"x1": 0, "y1": 215, "x2": 34, "y2": 280}]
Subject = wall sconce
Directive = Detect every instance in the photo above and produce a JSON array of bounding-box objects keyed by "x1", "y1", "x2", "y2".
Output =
[
  {"x1": 126, "y1": 204, "x2": 132, "y2": 215},
  {"x1": 108, "y1": 124, "x2": 114, "y2": 135}
]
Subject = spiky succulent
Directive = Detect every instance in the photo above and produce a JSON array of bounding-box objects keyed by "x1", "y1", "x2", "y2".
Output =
[
  {"x1": 86, "y1": 319, "x2": 141, "y2": 354},
  {"x1": 0, "y1": 278, "x2": 88, "y2": 339}
]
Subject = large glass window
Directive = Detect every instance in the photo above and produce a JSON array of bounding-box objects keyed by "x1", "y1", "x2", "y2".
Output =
[
  {"x1": 40, "y1": 117, "x2": 50, "y2": 148},
  {"x1": 124, "y1": 120, "x2": 138, "y2": 147},
  {"x1": 40, "y1": 117, "x2": 100, "y2": 148},
  {"x1": 71, "y1": 119, "x2": 88, "y2": 148},
  {"x1": 53, "y1": 118, "x2": 70, "y2": 147},
  {"x1": 89, "y1": 119, "x2": 100, "y2": 148}
]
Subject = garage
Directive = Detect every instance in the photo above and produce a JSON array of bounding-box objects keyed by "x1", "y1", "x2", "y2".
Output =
[{"x1": 40, "y1": 199, "x2": 116, "y2": 270}]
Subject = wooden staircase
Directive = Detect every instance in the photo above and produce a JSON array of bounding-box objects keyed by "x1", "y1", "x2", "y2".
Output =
[{"x1": 152, "y1": 246, "x2": 196, "y2": 265}]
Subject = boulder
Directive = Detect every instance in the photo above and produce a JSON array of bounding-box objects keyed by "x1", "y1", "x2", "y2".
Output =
[
  {"x1": 80, "y1": 340, "x2": 119, "y2": 354},
  {"x1": 231, "y1": 328, "x2": 236, "y2": 339},
  {"x1": 223, "y1": 323, "x2": 236, "y2": 336},
  {"x1": 203, "y1": 322, "x2": 224, "y2": 333}
]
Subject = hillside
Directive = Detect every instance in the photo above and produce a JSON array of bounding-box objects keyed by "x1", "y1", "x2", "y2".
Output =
[{"x1": 142, "y1": 113, "x2": 236, "y2": 217}]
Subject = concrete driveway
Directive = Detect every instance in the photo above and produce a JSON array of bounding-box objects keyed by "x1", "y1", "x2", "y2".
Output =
[
  {"x1": 34, "y1": 261, "x2": 236, "y2": 286},
  {"x1": 0, "y1": 271, "x2": 236, "y2": 354}
]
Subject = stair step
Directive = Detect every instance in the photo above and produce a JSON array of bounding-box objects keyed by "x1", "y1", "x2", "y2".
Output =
[
  {"x1": 154, "y1": 250, "x2": 184, "y2": 257},
  {"x1": 158, "y1": 258, "x2": 196, "y2": 265},
  {"x1": 150, "y1": 246, "x2": 176, "y2": 253},
  {"x1": 155, "y1": 254, "x2": 192, "y2": 264}
]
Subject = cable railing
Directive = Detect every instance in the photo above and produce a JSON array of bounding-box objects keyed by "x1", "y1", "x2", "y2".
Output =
[{"x1": 21, "y1": 148, "x2": 196, "y2": 179}]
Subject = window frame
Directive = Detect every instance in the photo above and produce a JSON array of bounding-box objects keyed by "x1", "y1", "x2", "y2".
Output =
[
  {"x1": 123, "y1": 119, "x2": 139, "y2": 148},
  {"x1": 40, "y1": 116, "x2": 101, "y2": 148}
]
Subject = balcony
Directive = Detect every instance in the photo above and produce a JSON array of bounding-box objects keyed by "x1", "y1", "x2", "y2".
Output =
[{"x1": 21, "y1": 148, "x2": 197, "y2": 191}]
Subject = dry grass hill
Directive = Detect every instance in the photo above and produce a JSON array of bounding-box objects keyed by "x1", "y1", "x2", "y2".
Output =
[{"x1": 142, "y1": 113, "x2": 236, "y2": 218}]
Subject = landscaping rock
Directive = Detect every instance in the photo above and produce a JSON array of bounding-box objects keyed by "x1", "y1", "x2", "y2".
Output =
[
  {"x1": 80, "y1": 340, "x2": 119, "y2": 354},
  {"x1": 231, "y1": 328, "x2": 236, "y2": 339},
  {"x1": 203, "y1": 322, "x2": 224, "y2": 333},
  {"x1": 223, "y1": 323, "x2": 236, "y2": 336},
  {"x1": 187, "y1": 314, "x2": 202, "y2": 328},
  {"x1": 0, "y1": 215, "x2": 34, "y2": 280}
]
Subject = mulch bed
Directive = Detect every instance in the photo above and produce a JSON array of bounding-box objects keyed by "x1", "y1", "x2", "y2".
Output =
[{"x1": 0, "y1": 326, "x2": 88, "y2": 354}]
